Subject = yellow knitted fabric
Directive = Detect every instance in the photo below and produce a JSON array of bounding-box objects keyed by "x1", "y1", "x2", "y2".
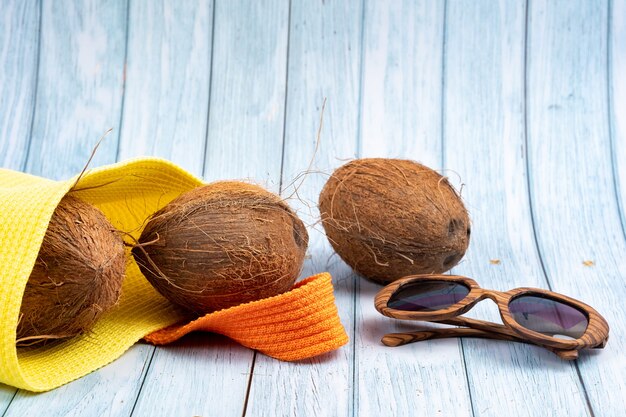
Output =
[{"x1": 0, "y1": 157, "x2": 347, "y2": 392}]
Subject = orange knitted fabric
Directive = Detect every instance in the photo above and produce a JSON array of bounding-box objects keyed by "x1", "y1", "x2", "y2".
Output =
[{"x1": 145, "y1": 272, "x2": 349, "y2": 361}]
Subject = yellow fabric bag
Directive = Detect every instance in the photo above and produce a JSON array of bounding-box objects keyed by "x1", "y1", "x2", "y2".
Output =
[
  {"x1": 0, "y1": 158, "x2": 207, "y2": 391},
  {"x1": 0, "y1": 157, "x2": 348, "y2": 392}
]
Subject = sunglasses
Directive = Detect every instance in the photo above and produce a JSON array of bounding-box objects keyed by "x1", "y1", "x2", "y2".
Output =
[{"x1": 374, "y1": 275, "x2": 609, "y2": 360}]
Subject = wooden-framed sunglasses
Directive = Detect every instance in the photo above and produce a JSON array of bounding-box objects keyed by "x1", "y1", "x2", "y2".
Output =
[{"x1": 374, "y1": 274, "x2": 609, "y2": 360}]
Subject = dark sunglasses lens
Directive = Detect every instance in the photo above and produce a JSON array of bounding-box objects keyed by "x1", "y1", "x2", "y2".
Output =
[
  {"x1": 509, "y1": 295, "x2": 588, "y2": 340},
  {"x1": 387, "y1": 280, "x2": 471, "y2": 312}
]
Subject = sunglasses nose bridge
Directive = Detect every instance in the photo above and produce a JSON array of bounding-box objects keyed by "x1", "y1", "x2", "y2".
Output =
[{"x1": 477, "y1": 289, "x2": 509, "y2": 309}]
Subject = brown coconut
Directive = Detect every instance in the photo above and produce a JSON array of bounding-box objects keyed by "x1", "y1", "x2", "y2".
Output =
[
  {"x1": 319, "y1": 158, "x2": 470, "y2": 284},
  {"x1": 17, "y1": 195, "x2": 126, "y2": 345},
  {"x1": 131, "y1": 181, "x2": 309, "y2": 314}
]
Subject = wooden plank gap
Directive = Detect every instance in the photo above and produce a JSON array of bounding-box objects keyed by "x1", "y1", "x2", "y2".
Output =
[
  {"x1": 457, "y1": 341, "x2": 476, "y2": 417},
  {"x1": 354, "y1": 0, "x2": 367, "y2": 159},
  {"x1": 21, "y1": 0, "x2": 44, "y2": 171},
  {"x1": 128, "y1": 346, "x2": 158, "y2": 417},
  {"x1": 522, "y1": 0, "x2": 552, "y2": 292},
  {"x1": 240, "y1": 352, "x2": 257, "y2": 417},
  {"x1": 607, "y1": 0, "x2": 626, "y2": 242},
  {"x1": 352, "y1": 3, "x2": 367, "y2": 416},
  {"x1": 350, "y1": 275, "x2": 359, "y2": 417},
  {"x1": 575, "y1": 363, "x2": 597, "y2": 417},
  {"x1": 440, "y1": 0, "x2": 448, "y2": 172},
  {"x1": 114, "y1": 0, "x2": 132, "y2": 162},
  {"x1": 0, "y1": 391, "x2": 18, "y2": 417},
  {"x1": 277, "y1": 0, "x2": 293, "y2": 194},
  {"x1": 201, "y1": 0, "x2": 217, "y2": 179}
]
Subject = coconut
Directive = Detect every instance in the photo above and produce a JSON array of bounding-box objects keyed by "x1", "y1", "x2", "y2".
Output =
[
  {"x1": 131, "y1": 181, "x2": 309, "y2": 314},
  {"x1": 17, "y1": 195, "x2": 126, "y2": 345},
  {"x1": 319, "y1": 158, "x2": 470, "y2": 284}
]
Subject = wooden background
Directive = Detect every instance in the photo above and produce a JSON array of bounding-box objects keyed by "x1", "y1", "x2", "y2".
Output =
[{"x1": 1, "y1": 0, "x2": 625, "y2": 416}]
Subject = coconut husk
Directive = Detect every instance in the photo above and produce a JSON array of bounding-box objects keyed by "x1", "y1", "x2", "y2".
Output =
[
  {"x1": 17, "y1": 195, "x2": 126, "y2": 345},
  {"x1": 132, "y1": 181, "x2": 309, "y2": 314},
  {"x1": 319, "y1": 158, "x2": 470, "y2": 284}
]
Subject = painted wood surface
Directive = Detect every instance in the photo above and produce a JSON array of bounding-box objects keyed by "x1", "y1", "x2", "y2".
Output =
[
  {"x1": 527, "y1": 1, "x2": 626, "y2": 415},
  {"x1": 612, "y1": 0, "x2": 626, "y2": 232},
  {"x1": 443, "y1": 1, "x2": 590, "y2": 415},
  {"x1": 203, "y1": 0, "x2": 289, "y2": 188},
  {"x1": 359, "y1": 0, "x2": 443, "y2": 161},
  {"x1": 246, "y1": 1, "x2": 361, "y2": 415},
  {"x1": 117, "y1": 0, "x2": 213, "y2": 177},
  {"x1": 0, "y1": 0, "x2": 624, "y2": 416},
  {"x1": 25, "y1": 0, "x2": 127, "y2": 180},
  {"x1": 0, "y1": 0, "x2": 39, "y2": 171},
  {"x1": 356, "y1": 2, "x2": 474, "y2": 417}
]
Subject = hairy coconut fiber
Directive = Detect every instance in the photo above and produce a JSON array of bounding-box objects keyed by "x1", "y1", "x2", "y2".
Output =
[
  {"x1": 319, "y1": 158, "x2": 470, "y2": 284},
  {"x1": 17, "y1": 195, "x2": 126, "y2": 345},
  {"x1": 132, "y1": 181, "x2": 309, "y2": 314}
]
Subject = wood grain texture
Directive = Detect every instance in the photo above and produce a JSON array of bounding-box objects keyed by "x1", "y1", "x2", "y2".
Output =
[
  {"x1": 611, "y1": 0, "x2": 626, "y2": 234},
  {"x1": 0, "y1": 385, "x2": 15, "y2": 417},
  {"x1": 356, "y1": 2, "x2": 474, "y2": 417},
  {"x1": 527, "y1": 0, "x2": 626, "y2": 415},
  {"x1": 245, "y1": 1, "x2": 361, "y2": 415},
  {"x1": 25, "y1": 0, "x2": 127, "y2": 180},
  {"x1": 0, "y1": 0, "x2": 39, "y2": 171},
  {"x1": 203, "y1": 0, "x2": 289, "y2": 190},
  {"x1": 375, "y1": 275, "x2": 608, "y2": 356},
  {"x1": 4, "y1": 345, "x2": 152, "y2": 417},
  {"x1": 359, "y1": 0, "x2": 443, "y2": 162},
  {"x1": 0, "y1": 0, "x2": 625, "y2": 415},
  {"x1": 443, "y1": 1, "x2": 591, "y2": 415},
  {"x1": 131, "y1": 335, "x2": 251, "y2": 417},
  {"x1": 117, "y1": 0, "x2": 213, "y2": 177}
]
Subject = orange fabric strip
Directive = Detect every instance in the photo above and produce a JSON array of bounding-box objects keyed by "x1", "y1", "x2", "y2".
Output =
[{"x1": 144, "y1": 273, "x2": 349, "y2": 361}]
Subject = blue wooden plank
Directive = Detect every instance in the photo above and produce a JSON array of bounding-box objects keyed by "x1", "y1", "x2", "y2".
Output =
[
  {"x1": 359, "y1": 1, "x2": 443, "y2": 164},
  {"x1": 355, "y1": 2, "x2": 474, "y2": 416},
  {"x1": 0, "y1": 386, "x2": 15, "y2": 417},
  {"x1": 203, "y1": 0, "x2": 289, "y2": 191},
  {"x1": 527, "y1": 1, "x2": 626, "y2": 415},
  {"x1": 611, "y1": 0, "x2": 626, "y2": 235},
  {"x1": 132, "y1": 335, "x2": 251, "y2": 417},
  {"x1": 25, "y1": 0, "x2": 126, "y2": 180},
  {"x1": 444, "y1": 1, "x2": 590, "y2": 416},
  {"x1": 245, "y1": 1, "x2": 361, "y2": 415},
  {"x1": 116, "y1": 0, "x2": 213, "y2": 177},
  {"x1": 0, "y1": 0, "x2": 39, "y2": 170}
]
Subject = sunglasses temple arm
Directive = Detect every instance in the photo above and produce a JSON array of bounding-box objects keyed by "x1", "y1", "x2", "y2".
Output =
[
  {"x1": 381, "y1": 327, "x2": 525, "y2": 346},
  {"x1": 382, "y1": 317, "x2": 580, "y2": 360},
  {"x1": 437, "y1": 316, "x2": 515, "y2": 335},
  {"x1": 440, "y1": 317, "x2": 579, "y2": 358}
]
